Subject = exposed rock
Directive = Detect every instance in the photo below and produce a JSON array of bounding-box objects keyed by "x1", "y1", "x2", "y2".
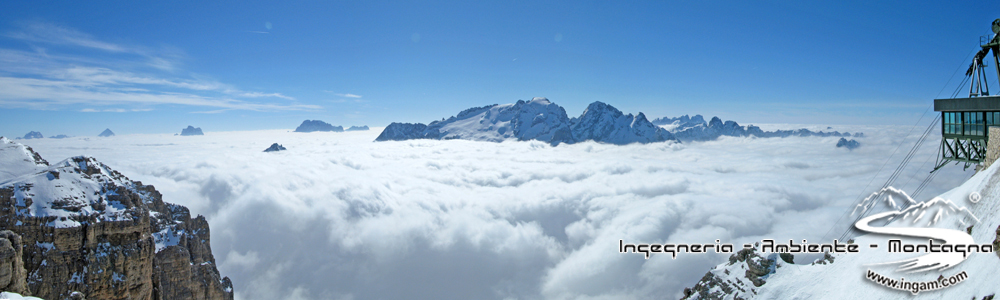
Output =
[
  {"x1": 994, "y1": 225, "x2": 999, "y2": 260},
  {"x1": 294, "y1": 120, "x2": 343, "y2": 132},
  {"x1": 98, "y1": 129, "x2": 115, "y2": 137},
  {"x1": 263, "y1": 143, "x2": 286, "y2": 152},
  {"x1": 21, "y1": 132, "x2": 42, "y2": 140},
  {"x1": 180, "y1": 126, "x2": 204, "y2": 136},
  {"x1": 346, "y1": 126, "x2": 369, "y2": 131},
  {"x1": 682, "y1": 247, "x2": 780, "y2": 300},
  {"x1": 836, "y1": 138, "x2": 861, "y2": 150},
  {"x1": 48, "y1": 135, "x2": 70, "y2": 139},
  {"x1": 0, "y1": 231, "x2": 28, "y2": 295},
  {"x1": 0, "y1": 138, "x2": 232, "y2": 300}
]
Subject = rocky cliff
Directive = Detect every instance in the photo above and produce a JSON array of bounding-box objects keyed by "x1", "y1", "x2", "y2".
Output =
[{"x1": 0, "y1": 136, "x2": 232, "y2": 300}]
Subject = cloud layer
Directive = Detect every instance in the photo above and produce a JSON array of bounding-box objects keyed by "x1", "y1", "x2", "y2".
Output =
[{"x1": 17, "y1": 124, "x2": 973, "y2": 299}]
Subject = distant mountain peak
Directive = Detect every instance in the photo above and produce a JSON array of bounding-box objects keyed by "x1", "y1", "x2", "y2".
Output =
[
  {"x1": 295, "y1": 120, "x2": 343, "y2": 132},
  {"x1": 21, "y1": 131, "x2": 43, "y2": 140},
  {"x1": 180, "y1": 125, "x2": 204, "y2": 136},
  {"x1": 98, "y1": 128, "x2": 115, "y2": 137}
]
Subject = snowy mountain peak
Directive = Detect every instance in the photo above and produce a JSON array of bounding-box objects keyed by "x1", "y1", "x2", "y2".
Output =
[
  {"x1": 0, "y1": 137, "x2": 49, "y2": 181},
  {"x1": 98, "y1": 128, "x2": 115, "y2": 137}
]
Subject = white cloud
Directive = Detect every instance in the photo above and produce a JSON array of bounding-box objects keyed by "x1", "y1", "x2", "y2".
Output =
[
  {"x1": 0, "y1": 22, "x2": 310, "y2": 112},
  {"x1": 17, "y1": 125, "x2": 972, "y2": 299},
  {"x1": 6, "y1": 22, "x2": 127, "y2": 52}
]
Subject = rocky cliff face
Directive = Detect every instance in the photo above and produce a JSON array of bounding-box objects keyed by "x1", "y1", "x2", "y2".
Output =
[
  {"x1": 0, "y1": 230, "x2": 27, "y2": 295},
  {"x1": 0, "y1": 137, "x2": 232, "y2": 300}
]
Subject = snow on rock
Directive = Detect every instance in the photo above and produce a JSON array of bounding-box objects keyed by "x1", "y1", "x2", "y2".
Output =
[
  {"x1": 98, "y1": 128, "x2": 115, "y2": 137},
  {"x1": 0, "y1": 139, "x2": 233, "y2": 300},
  {"x1": 375, "y1": 97, "x2": 674, "y2": 145},
  {"x1": 0, "y1": 292, "x2": 45, "y2": 300},
  {"x1": 180, "y1": 125, "x2": 204, "y2": 136},
  {"x1": 294, "y1": 120, "x2": 343, "y2": 132},
  {"x1": 569, "y1": 101, "x2": 674, "y2": 144},
  {"x1": 346, "y1": 125, "x2": 369, "y2": 131},
  {"x1": 0, "y1": 137, "x2": 49, "y2": 181}
]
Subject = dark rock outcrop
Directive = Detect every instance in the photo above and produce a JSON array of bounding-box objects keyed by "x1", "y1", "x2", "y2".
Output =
[
  {"x1": 346, "y1": 126, "x2": 369, "y2": 131},
  {"x1": 836, "y1": 138, "x2": 861, "y2": 150},
  {"x1": 263, "y1": 143, "x2": 286, "y2": 152},
  {"x1": 294, "y1": 120, "x2": 343, "y2": 132},
  {"x1": 681, "y1": 248, "x2": 779, "y2": 300},
  {"x1": 98, "y1": 129, "x2": 115, "y2": 137},
  {"x1": 0, "y1": 137, "x2": 232, "y2": 300},
  {"x1": 21, "y1": 132, "x2": 42, "y2": 140},
  {"x1": 180, "y1": 126, "x2": 204, "y2": 136}
]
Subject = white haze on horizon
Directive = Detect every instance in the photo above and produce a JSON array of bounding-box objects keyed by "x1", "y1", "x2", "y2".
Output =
[{"x1": 14, "y1": 125, "x2": 973, "y2": 299}]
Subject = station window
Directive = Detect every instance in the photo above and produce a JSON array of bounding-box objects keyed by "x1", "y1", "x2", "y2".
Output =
[
  {"x1": 944, "y1": 112, "x2": 960, "y2": 135},
  {"x1": 963, "y1": 112, "x2": 984, "y2": 136}
]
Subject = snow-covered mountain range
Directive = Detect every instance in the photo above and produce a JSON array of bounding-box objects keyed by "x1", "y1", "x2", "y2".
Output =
[
  {"x1": 375, "y1": 97, "x2": 675, "y2": 145},
  {"x1": 654, "y1": 114, "x2": 863, "y2": 142},
  {"x1": 376, "y1": 99, "x2": 862, "y2": 145}
]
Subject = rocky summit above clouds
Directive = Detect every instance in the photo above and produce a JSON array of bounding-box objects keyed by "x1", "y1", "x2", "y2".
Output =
[
  {"x1": 346, "y1": 125, "x2": 369, "y2": 131},
  {"x1": 375, "y1": 97, "x2": 675, "y2": 145},
  {"x1": 98, "y1": 128, "x2": 115, "y2": 137},
  {"x1": 653, "y1": 114, "x2": 863, "y2": 142},
  {"x1": 836, "y1": 138, "x2": 860, "y2": 150},
  {"x1": 294, "y1": 120, "x2": 344, "y2": 133},
  {"x1": 180, "y1": 126, "x2": 204, "y2": 136},
  {"x1": 263, "y1": 143, "x2": 287, "y2": 152},
  {"x1": 19, "y1": 132, "x2": 42, "y2": 140},
  {"x1": 0, "y1": 136, "x2": 232, "y2": 300}
]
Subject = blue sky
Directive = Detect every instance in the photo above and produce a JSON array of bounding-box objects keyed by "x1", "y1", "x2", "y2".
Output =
[{"x1": 0, "y1": 1, "x2": 998, "y2": 136}]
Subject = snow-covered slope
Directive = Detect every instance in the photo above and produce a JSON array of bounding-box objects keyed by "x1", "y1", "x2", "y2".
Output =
[
  {"x1": 0, "y1": 137, "x2": 49, "y2": 180},
  {"x1": 682, "y1": 161, "x2": 1000, "y2": 299},
  {"x1": 375, "y1": 97, "x2": 674, "y2": 145}
]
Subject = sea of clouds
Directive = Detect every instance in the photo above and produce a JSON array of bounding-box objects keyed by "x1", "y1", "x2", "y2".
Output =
[{"x1": 15, "y1": 124, "x2": 973, "y2": 300}]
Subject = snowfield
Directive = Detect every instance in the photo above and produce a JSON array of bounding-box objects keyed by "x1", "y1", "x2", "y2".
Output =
[{"x1": 10, "y1": 124, "x2": 975, "y2": 300}]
